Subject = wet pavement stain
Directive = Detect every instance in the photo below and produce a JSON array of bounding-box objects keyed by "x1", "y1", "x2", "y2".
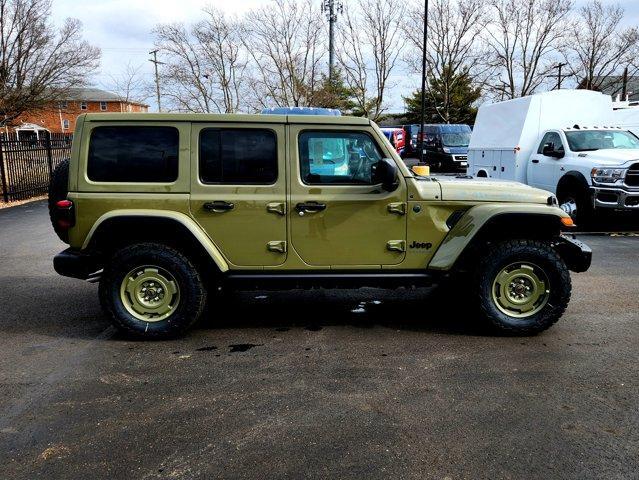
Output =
[
  {"x1": 195, "y1": 346, "x2": 218, "y2": 352},
  {"x1": 228, "y1": 343, "x2": 264, "y2": 353}
]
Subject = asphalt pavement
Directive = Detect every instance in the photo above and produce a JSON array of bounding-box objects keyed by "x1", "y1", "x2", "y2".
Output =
[{"x1": 0, "y1": 201, "x2": 638, "y2": 479}]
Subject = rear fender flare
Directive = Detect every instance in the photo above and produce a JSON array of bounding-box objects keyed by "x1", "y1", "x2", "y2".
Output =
[{"x1": 82, "y1": 209, "x2": 229, "y2": 273}]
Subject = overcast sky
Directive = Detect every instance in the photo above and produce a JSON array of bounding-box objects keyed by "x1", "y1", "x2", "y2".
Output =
[{"x1": 53, "y1": 0, "x2": 639, "y2": 112}]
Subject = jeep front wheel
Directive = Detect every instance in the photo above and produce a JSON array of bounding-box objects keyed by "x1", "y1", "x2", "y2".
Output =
[
  {"x1": 99, "y1": 243, "x2": 206, "y2": 339},
  {"x1": 475, "y1": 239, "x2": 571, "y2": 335}
]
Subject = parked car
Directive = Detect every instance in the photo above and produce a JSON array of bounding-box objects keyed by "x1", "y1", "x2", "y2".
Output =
[
  {"x1": 418, "y1": 124, "x2": 471, "y2": 173},
  {"x1": 49, "y1": 111, "x2": 590, "y2": 339},
  {"x1": 380, "y1": 127, "x2": 406, "y2": 155},
  {"x1": 468, "y1": 89, "x2": 639, "y2": 224}
]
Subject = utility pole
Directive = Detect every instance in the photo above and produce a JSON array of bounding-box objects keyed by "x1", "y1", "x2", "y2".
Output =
[
  {"x1": 322, "y1": 0, "x2": 343, "y2": 81},
  {"x1": 549, "y1": 62, "x2": 568, "y2": 90},
  {"x1": 419, "y1": 0, "x2": 429, "y2": 165},
  {"x1": 149, "y1": 49, "x2": 164, "y2": 112},
  {"x1": 621, "y1": 66, "x2": 628, "y2": 101}
]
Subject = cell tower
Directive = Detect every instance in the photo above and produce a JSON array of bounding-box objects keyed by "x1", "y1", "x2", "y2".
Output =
[{"x1": 321, "y1": 0, "x2": 343, "y2": 81}]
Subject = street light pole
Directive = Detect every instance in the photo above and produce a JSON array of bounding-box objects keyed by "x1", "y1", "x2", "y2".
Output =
[{"x1": 419, "y1": 0, "x2": 429, "y2": 165}]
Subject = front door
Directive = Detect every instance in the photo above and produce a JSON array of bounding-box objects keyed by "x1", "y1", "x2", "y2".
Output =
[
  {"x1": 189, "y1": 123, "x2": 287, "y2": 267},
  {"x1": 288, "y1": 126, "x2": 407, "y2": 267},
  {"x1": 528, "y1": 131, "x2": 563, "y2": 193}
]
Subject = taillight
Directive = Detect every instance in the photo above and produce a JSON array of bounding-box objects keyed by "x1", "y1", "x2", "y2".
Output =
[{"x1": 55, "y1": 199, "x2": 75, "y2": 230}]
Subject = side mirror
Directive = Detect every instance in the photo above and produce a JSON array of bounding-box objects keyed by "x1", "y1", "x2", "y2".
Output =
[{"x1": 372, "y1": 158, "x2": 399, "y2": 191}]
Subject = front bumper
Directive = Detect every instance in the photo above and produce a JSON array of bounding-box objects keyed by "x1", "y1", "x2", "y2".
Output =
[
  {"x1": 54, "y1": 248, "x2": 101, "y2": 280},
  {"x1": 554, "y1": 235, "x2": 592, "y2": 273},
  {"x1": 592, "y1": 186, "x2": 639, "y2": 209}
]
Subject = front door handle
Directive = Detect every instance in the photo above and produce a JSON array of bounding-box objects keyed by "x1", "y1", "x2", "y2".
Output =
[
  {"x1": 295, "y1": 202, "x2": 326, "y2": 216},
  {"x1": 532, "y1": 159, "x2": 540, "y2": 164},
  {"x1": 203, "y1": 201, "x2": 234, "y2": 213}
]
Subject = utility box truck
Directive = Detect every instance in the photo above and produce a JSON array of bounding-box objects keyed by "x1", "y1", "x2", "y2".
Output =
[
  {"x1": 612, "y1": 106, "x2": 639, "y2": 138},
  {"x1": 468, "y1": 90, "x2": 639, "y2": 222}
]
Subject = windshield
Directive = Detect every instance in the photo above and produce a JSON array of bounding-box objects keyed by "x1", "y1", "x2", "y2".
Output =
[
  {"x1": 564, "y1": 130, "x2": 639, "y2": 152},
  {"x1": 441, "y1": 132, "x2": 471, "y2": 147}
]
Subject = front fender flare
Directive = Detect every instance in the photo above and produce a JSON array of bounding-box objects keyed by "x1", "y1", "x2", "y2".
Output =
[
  {"x1": 428, "y1": 203, "x2": 571, "y2": 270},
  {"x1": 82, "y1": 209, "x2": 230, "y2": 273}
]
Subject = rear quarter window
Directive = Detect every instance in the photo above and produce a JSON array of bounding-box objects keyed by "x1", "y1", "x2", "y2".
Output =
[{"x1": 87, "y1": 126, "x2": 179, "y2": 182}]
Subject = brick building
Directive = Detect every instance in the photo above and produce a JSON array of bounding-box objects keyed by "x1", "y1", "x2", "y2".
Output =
[{"x1": 11, "y1": 87, "x2": 149, "y2": 136}]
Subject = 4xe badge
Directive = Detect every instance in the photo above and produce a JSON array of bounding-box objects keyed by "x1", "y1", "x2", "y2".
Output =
[{"x1": 409, "y1": 240, "x2": 432, "y2": 250}]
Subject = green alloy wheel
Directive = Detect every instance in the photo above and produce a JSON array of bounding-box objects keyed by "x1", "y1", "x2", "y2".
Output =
[
  {"x1": 491, "y1": 262, "x2": 550, "y2": 318},
  {"x1": 120, "y1": 266, "x2": 180, "y2": 322}
]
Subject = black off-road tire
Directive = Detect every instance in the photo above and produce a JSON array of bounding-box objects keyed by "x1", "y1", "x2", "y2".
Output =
[
  {"x1": 475, "y1": 239, "x2": 571, "y2": 335},
  {"x1": 48, "y1": 159, "x2": 70, "y2": 242},
  {"x1": 99, "y1": 243, "x2": 207, "y2": 339}
]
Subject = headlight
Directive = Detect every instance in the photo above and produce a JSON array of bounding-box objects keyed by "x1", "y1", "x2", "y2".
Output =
[
  {"x1": 591, "y1": 167, "x2": 626, "y2": 184},
  {"x1": 443, "y1": 147, "x2": 450, "y2": 154}
]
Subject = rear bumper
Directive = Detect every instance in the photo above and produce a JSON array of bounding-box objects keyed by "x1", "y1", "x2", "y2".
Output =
[
  {"x1": 554, "y1": 235, "x2": 592, "y2": 273},
  {"x1": 54, "y1": 248, "x2": 101, "y2": 280}
]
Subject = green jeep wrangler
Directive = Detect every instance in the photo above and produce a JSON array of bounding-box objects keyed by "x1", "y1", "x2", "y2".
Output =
[{"x1": 49, "y1": 113, "x2": 591, "y2": 339}]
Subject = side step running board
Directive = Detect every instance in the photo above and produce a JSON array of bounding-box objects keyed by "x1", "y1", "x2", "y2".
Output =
[{"x1": 224, "y1": 272, "x2": 435, "y2": 290}]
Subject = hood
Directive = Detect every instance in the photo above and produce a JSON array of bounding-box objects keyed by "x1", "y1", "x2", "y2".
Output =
[
  {"x1": 415, "y1": 176, "x2": 552, "y2": 203},
  {"x1": 572, "y1": 149, "x2": 639, "y2": 167}
]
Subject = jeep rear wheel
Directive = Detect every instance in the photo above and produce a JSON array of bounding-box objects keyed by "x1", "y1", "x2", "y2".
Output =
[
  {"x1": 475, "y1": 239, "x2": 571, "y2": 335},
  {"x1": 99, "y1": 243, "x2": 206, "y2": 339}
]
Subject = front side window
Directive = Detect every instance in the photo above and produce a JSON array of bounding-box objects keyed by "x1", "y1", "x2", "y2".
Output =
[
  {"x1": 537, "y1": 131, "x2": 564, "y2": 155},
  {"x1": 199, "y1": 129, "x2": 277, "y2": 184},
  {"x1": 88, "y1": 126, "x2": 179, "y2": 182},
  {"x1": 298, "y1": 131, "x2": 383, "y2": 185},
  {"x1": 564, "y1": 130, "x2": 639, "y2": 152}
]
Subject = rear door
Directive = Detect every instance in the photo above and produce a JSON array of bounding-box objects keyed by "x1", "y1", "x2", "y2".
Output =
[{"x1": 189, "y1": 123, "x2": 287, "y2": 267}]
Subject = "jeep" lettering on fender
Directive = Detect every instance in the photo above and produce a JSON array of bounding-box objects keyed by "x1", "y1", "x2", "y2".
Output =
[{"x1": 409, "y1": 241, "x2": 432, "y2": 250}]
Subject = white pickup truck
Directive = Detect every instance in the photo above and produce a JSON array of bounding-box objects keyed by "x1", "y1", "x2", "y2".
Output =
[{"x1": 468, "y1": 90, "x2": 639, "y2": 223}]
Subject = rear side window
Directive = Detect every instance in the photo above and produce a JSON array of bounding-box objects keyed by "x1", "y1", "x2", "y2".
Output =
[
  {"x1": 199, "y1": 129, "x2": 277, "y2": 184},
  {"x1": 87, "y1": 126, "x2": 179, "y2": 182}
]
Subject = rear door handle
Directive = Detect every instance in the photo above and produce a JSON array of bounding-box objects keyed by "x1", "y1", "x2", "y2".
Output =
[
  {"x1": 532, "y1": 159, "x2": 540, "y2": 164},
  {"x1": 203, "y1": 201, "x2": 234, "y2": 212},
  {"x1": 295, "y1": 202, "x2": 326, "y2": 216}
]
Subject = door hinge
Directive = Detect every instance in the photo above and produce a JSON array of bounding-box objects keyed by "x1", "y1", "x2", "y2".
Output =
[
  {"x1": 387, "y1": 202, "x2": 406, "y2": 215},
  {"x1": 267, "y1": 240, "x2": 287, "y2": 253},
  {"x1": 386, "y1": 240, "x2": 406, "y2": 252},
  {"x1": 266, "y1": 202, "x2": 286, "y2": 216}
]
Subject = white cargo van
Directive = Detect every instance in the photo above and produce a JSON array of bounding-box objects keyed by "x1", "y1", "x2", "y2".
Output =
[
  {"x1": 468, "y1": 90, "x2": 639, "y2": 222},
  {"x1": 612, "y1": 106, "x2": 639, "y2": 138}
]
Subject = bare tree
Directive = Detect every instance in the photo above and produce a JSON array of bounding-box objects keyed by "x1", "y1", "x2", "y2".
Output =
[
  {"x1": 0, "y1": 0, "x2": 100, "y2": 125},
  {"x1": 242, "y1": 0, "x2": 324, "y2": 110},
  {"x1": 102, "y1": 62, "x2": 152, "y2": 106},
  {"x1": 483, "y1": 0, "x2": 573, "y2": 99},
  {"x1": 338, "y1": 0, "x2": 405, "y2": 120},
  {"x1": 404, "y1": 0, "x2": 487, "y2": 122},
  {"x1": 153, "y1": 7, "x2": 247, "y2": 113},
  {"x1": 567, "y1": 0, "x2": 639, "y2": 93}
]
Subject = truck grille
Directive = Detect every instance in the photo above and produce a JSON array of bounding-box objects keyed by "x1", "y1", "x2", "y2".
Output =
[{"x1": 626, "y1": 163, "x2": 639, "y2": 187}]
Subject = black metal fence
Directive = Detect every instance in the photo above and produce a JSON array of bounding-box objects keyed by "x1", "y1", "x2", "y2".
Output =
[{"x1": 0, "y1": 132, "x2": 72, "y2": 203}]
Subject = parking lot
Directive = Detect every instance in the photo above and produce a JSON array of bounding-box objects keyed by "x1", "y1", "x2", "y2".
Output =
[{"x1": 0, "y1": 200, "x2": 638, "y2": 479}]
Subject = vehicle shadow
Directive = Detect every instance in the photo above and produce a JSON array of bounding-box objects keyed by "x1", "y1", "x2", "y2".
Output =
[{"x1": 196, "y1": 287, "x2": 490, "y2": 337}]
